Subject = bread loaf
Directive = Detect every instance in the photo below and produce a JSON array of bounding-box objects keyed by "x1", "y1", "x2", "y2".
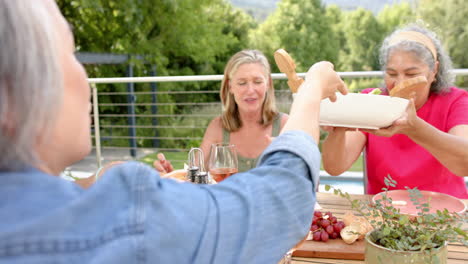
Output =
[{"x1": 389, "y1": 76, "x2": 427, "y2": 99}]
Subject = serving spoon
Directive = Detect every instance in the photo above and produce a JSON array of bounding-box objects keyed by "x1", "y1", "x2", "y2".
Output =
[{"x1": 274, "y1": 49, "x2": 304, "y2": 93}]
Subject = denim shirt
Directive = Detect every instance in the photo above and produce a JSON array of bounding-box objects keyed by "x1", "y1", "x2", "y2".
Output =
[{"x1": 0, "y1": 131, "x2": 320, "y2": 264}]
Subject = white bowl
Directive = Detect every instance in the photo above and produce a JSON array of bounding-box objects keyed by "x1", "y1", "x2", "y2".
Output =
[
  {"x1": 319, "y1": 93, "x2": 409, "y2": 129},
  {"x1": 293, "y1": 93, "x2": 409, "y2": 129}
]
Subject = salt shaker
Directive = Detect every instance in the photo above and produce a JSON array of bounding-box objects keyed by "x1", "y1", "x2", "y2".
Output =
[
  {"x1": 195, "y1": 171, "x2": 209, "y2": 184},
  {"x1": 187, "y1": 166, "x2": 199, "y2": 183},
  {"x1": 187, "y1": 148, "x2": 208, "y2": 184}
]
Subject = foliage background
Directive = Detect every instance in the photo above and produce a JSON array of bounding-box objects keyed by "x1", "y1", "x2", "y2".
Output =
[{"x1": 57, "y1": 0, "x2": 468, "y2": 153}]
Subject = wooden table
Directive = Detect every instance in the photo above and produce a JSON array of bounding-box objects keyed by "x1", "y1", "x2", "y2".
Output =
[{"x1": 291, "y1": 192, "x2": 468, "y2": 264}]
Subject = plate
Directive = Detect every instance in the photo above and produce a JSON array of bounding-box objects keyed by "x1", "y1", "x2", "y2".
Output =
[
  {"x1": 161, "y1": 169, "x2": 187, "y2": 182},
  {"x1": 318, "y1": 122, "x2": 380, "y2": 130},
  {"x1": 372, "y1": 190, "x2": 467, "y2": 216},
  {"x1": 315, "y1": 93, "x2": 409, "y2": 129}
]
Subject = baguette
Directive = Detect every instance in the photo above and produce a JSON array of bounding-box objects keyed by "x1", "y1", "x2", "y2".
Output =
[
  {"x1": 274, "y1": 49, "x2": 304, "y2": 93},
  {"x1": 389, "y1": 76, "x2": 428, "y2": 99},
  {"x1": 342, "y1": 212, "x2": 375, "y2": 241}
]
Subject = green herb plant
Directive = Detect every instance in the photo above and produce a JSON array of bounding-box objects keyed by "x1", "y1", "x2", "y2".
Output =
[{"x1": 325, "y1": 175, "x2": 467, "y2": 252}]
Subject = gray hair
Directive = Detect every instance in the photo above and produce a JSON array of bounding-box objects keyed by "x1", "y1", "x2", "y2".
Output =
[
  {"x1": 379, "y1": 23, "x2": 454, "y2": 94},
  {"x1": 0, "y1": 0, "x2": 63, "y2": 170}
]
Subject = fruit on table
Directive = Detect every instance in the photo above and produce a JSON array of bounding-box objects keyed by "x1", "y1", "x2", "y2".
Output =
[{"x1": 310, "y1": 211, "x2": 346, "y2": 242}]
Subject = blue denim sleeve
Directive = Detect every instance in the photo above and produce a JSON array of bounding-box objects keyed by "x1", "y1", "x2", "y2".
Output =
[{"x1": 136, "y1": 130, "x2": 320, "y2": 264}]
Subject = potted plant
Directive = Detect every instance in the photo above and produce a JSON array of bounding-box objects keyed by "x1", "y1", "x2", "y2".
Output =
[{"x1": 325, "y1": 175, "x2": 467, "y2": 264}]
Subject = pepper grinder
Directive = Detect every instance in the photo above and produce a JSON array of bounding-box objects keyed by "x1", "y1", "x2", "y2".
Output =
[{"x1": 187, "y1": 148, "x2": 209, "y2": 184}]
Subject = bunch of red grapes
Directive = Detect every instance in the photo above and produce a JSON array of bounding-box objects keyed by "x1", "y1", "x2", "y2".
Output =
[{"x1": 310, "y1": 211, "x2": 346, "y2": 242}]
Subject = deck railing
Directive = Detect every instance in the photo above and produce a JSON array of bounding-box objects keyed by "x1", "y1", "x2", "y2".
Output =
[{"x1": 76, "y1": 70, "x2": 468, "y2": 184}]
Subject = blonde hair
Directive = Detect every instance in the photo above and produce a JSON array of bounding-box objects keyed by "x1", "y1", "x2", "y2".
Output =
[{"x1": 220, "y1": 50, "x2": 278, "y2": 132}]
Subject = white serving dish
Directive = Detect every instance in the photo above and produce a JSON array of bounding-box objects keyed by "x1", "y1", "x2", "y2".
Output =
[
  {"x1": 293, "y1": 93, "x2": 409, "y2": 129},
  {"x1": 320, "y1": 93, "x2": 408, "y2": 129}
]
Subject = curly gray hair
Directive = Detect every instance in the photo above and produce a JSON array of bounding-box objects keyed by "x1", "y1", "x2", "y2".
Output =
[
  {"x1": 379, "y1": 23, "x2": 454, "y2": 94},
  {"x1": 0, "y1": 0, "x2": 62, "y2": 170}
]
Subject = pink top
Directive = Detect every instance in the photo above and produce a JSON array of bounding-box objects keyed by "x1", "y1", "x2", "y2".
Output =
[{"x1": 361, "y1": 87, "x2": 468, "y2": 198}]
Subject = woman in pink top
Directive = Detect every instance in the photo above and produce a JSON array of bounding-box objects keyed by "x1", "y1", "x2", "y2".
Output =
[{"x1": 322, "y1": 23, "x2": 468, "y2": 198}]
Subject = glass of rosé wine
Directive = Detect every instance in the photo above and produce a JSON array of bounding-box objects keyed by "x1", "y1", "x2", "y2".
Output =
[{"x1": 208, "y1": 143, "x2": 238, "y2": 182}]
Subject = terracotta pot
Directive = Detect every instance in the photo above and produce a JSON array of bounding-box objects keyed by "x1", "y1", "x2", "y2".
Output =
[{"x1": 365, "y1": 230, "x2": 448, "y2": 264}]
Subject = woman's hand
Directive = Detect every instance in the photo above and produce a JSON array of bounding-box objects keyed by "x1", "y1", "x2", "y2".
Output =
[
  {"x1": 304, "y1": 61, "x2": 348, "y2": 102},
  {"x1": 153, "y1": 153, "x2": 174, "y2": 174},
  {"x1": 361, "y1": 99, "x2": 421, "y2": 137},
  {"x1": 284, "y1": 61, "x2": 348, "y2": 143}
]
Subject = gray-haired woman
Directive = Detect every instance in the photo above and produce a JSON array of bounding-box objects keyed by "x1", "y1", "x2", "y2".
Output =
[
  {"x1": 322, "y1": 23, "x2": 468, "y2": 198},
  {"x1": 0, "y1": 0, "x2": 347, "y2": 262}
]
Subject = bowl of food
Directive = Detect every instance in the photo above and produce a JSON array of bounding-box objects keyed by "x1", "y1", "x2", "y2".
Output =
[{"x1": 318, "y1": 92, "x2": 409, "y2": 129}]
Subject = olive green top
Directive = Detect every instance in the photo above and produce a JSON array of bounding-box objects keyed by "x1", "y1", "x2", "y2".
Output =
[{"x1": 222, "y1": 113, "x2": 283, "y2": 172}]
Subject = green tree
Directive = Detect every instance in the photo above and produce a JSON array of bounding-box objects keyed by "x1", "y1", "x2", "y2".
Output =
[
  {"x1": 417, "y1": 0, "x2": 468, "y2": 70},
  {"x1": 377, "y1": 2, "x2": 414, "y2": 36},
  {"x1": 58, "y1": 0, "x2": 240, "y2": 73},
  {"x1": 339, "y1": 8, "x2": 383, "y2": 71},
  {"x1": 248, "y1": 9, "x2": 283, "y2": 72},
  {"x1": 416, "y1": 0, "x2": 468, "y2": 87},
  {"x1": 57, "y1": 0, "x2": 255, "y2": 149},
  {"x1": 210, "y1": 4, "x2": 257, "y2": 72},
  {"x1": 325, "y1": 4, "x2": 346, "y2": 70},
  {"x1": 252, "y1": 0, "x2": 340, "y2": 72}
]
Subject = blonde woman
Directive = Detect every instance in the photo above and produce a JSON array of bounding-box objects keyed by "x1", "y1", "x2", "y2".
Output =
[{"x1": 156, "y1": 50, "x2": 288, "y2": 174}]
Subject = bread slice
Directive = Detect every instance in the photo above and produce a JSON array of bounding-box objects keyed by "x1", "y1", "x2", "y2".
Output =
[{"x1": 389, "y1": 76, "x2": 428, "y2": 99}]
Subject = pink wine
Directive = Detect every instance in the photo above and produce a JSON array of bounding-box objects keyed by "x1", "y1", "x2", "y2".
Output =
[{"x1": 210, "y1": 167, "x2": 238, "y2": 182}]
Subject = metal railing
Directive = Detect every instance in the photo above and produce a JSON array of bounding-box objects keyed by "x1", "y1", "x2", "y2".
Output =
[
  {"x1": 81, "y1": 70, "x2": 468, "y2": 172},
  {"x1": 88, "y1": 69, "x2": 468, "y2": 83}
]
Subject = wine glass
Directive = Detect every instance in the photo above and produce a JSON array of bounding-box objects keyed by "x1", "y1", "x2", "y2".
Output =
[{"x1": 208, "y1": 143, "x2": 238, "y2": 182}]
